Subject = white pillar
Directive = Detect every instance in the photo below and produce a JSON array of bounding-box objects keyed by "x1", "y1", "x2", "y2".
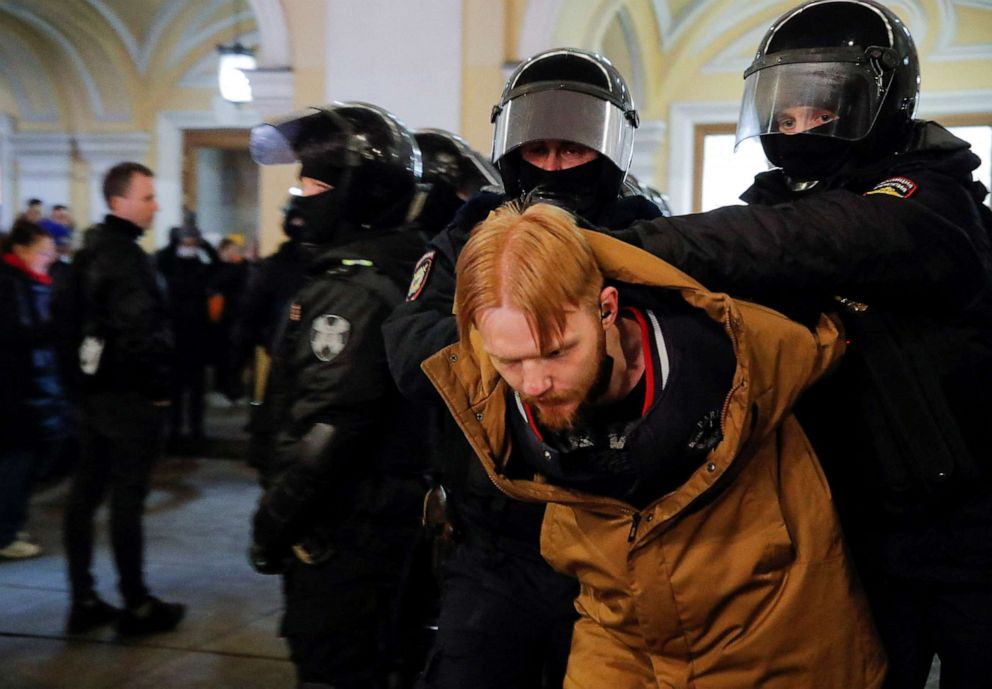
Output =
[
  {"x1": 324, "y1": 0, "x2": 462, "y2": 132},
  {"x1": 11, "y1": 133, "x2": 73, "y2": 218},
  {"x1": 629, "y1": 119, "x2": 666, "y2": 189},
  {"x1": 0, "y1": 114, "x2": 14, "y2": 229},
  {"x1": 245, "y1": 68, "x2": 295, "y2": 119},
  {"x1": 75, "y1": 133, "x2": 153, "y2": 225}
]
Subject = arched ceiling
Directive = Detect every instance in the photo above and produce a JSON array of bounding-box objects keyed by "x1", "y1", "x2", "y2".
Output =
[
  {"x1": 0, "y1": 0, "x2": 260, "y2": 128},
  {"x1": 523, "y1": 0, "x2": 992, "y2": 118}
]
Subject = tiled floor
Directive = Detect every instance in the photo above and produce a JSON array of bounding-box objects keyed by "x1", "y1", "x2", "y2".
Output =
[{"x1": 0, "y1": 401, "x2": 295, "y2": 689}]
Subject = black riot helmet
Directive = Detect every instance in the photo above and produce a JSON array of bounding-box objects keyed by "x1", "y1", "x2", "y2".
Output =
[
  {"x1": 250, "y1": 102, "x2": 422, "y2": 245},
  {"x1": 491, "y1": 48, "x2": 639, "y2": 216},
  {"x1": 413, "y1": 128, "x2": 501, "y2": 234},
  {"x1": 736, "y1": 0, "x2": 920, "y2": 182},
  {"x1": 621, "y1": 174, "x2": 672, "y2": 217}
]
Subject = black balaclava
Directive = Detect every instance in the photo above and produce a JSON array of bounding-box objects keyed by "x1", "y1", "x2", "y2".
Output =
[
  {"x1": 516, "y1": 156, "x2": 606, "y2": 217},
  {"x1": 761, "y1": 133, "x2": 856, "y2": 185},
  {"x1": 290, "y1": 156, "x2": 372, "y2": 248}
]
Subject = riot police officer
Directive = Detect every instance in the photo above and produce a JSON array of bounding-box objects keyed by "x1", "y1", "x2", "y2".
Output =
[
  {"x1": 609, "y1": 2, "x2": 992, "y2": 686},
  {"x1": 383, "y1": 49, "x2": 665, "y2": 689},
  {"x1": 412, "y1": 128, "x2": 501, "y2": 237},
  {"x1": 248, "y1": 102, "x2": 430, "y2": 689}
]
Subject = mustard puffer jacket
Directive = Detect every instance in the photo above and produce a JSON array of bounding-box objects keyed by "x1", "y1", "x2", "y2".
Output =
[{"x1": 422, "y1": 231, "x2": 886, "y2": 689}]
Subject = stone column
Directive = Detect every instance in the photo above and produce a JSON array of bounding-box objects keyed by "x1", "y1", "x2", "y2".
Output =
[
  {"x1": 11, "y1": 132, "x2": 73, "y2": 221},
  {"x1": 0, "y1": 115, "x2": 15, "y2": 229},
  {"x1": 629, "y1": 118, "x2": 666, "y2": 189},
  {"x1": 324, "y1": 0, "x2": 463, "y2": 131}
]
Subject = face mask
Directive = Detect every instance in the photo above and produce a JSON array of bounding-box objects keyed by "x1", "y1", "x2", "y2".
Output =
[
  {"x1": 761, "y1": 134, "x2": 854, "y2": 183},
  {"x1": 516, "y1": 158, "x2": 603, "y2": 217},
  {"x1": 286, "y1": 191, "x2": 342, "y2": 245}
]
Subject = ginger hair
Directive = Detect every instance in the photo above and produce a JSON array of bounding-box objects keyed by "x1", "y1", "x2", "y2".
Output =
[{"x1": 455, "y1": 202, "x2": 603, "y2": 351}]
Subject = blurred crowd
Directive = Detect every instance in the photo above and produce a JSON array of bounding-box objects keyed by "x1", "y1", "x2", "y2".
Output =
[{"x1": 0, "y1": 196, "x2": 263, "y2": 558}]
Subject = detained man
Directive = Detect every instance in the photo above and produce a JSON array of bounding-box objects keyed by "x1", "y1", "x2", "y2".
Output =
[{"x1": 421, "y1": 202, "x2": 886, "y2": 689}]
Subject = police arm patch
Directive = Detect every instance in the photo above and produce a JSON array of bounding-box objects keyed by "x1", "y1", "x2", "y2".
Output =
[
  {"x1": 310, "y1": 314, "x2": 351, "y2": 362},
  {"x1": 865, "y1": 176, "x2": 918, "y2": 199},
  {"x1": 406, "y1": 250, "x2": 435, "y2": 302}
]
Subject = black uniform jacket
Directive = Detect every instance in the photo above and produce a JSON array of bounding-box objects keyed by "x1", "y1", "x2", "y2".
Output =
[
  {"x1": 615, "y1": 122, "x2": 992, "y2": 583},
  {"x1": 252, "y1": 229, "x2": 430, "y2": 554},
  {"x1": 58, "y1": 214, "x2": 173, "y2": 401}
]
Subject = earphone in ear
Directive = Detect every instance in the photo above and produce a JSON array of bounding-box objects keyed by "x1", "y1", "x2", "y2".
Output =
[{"x1": 600, "y1": 308, "x2": 611, "y2": 320}]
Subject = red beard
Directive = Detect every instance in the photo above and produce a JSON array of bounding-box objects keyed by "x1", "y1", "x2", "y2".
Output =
[{"x1": 521, "y1": 330, "x2": 608, "y2": 432}]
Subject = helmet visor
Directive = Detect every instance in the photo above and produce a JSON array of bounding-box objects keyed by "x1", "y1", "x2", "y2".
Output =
[
  {"x1": 736, "y1": 54, "x2": 890, "y2": 148},
  {"x1": 492, "y1": 89, "x2": 635, "y2": 171},
  {"x1": 250, "y1": 108, "x2": 330, "y2": 165}
]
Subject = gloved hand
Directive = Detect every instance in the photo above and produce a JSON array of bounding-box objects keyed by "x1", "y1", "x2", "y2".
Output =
[{"x1": 248, "y1": 541, "x2": 290, "y2": 575}]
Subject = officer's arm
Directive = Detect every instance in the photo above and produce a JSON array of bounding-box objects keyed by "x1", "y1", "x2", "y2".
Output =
[
  {"x1": 253, "y1": 280, "x2": 393, "y2": 551},
  {"x1": 382, "y1": 227, "x2": 464, "y2": 402},
  {"x1": 614, "y1": 189, "x2": 986, "y2": 307}
]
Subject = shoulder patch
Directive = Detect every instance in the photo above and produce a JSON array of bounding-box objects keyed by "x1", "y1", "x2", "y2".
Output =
[
  {"x1": 406, "y1": 250, "x2": 435, "y2": 302},
  {"x1": 865, "y1": 176, "x2": 918, "y2": 199},
  {"x1": 310, "y1": 314, "x2": 351, "y2": 362}
]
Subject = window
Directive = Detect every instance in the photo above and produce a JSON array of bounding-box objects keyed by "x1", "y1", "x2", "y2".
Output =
[
  {"x1": 696, "y1": 120, "x2": 992, "y2": 212},
  {"x1": 695, "y1": 124, "x2": 769, "y2": 212}
]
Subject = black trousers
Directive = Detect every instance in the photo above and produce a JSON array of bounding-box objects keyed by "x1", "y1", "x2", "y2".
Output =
[
  {"x1": 63, "y1": 392, "x2": 164, "y2": 608},
  {"x1": 283, "y1": 547, "x2": 412, "y2": 689},
  {"x1": 170, "y1": 357, "x2": 206, "y2": 438},
  {"x1": 872, "y1": 575, "x2": 992, "y2": 689},
  {"x1": 417, "y1": 538, "x2": 578, "y2": 689}
]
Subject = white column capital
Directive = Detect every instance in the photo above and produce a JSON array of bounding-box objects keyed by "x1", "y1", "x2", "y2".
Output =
[
  {"x1": 244, "y1": 68, "x2": 295, "y2": 119},
  {"x1": 11, "y1": 132, "x2": 73, "y2": 162},
  {"x1": 75, "y1": 132, "x2": 152, "y2": 165}
]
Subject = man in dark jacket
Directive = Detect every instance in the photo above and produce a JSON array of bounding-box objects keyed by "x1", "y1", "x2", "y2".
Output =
[
  {"x1": 609, "y1": 2, "x2": 992, "y2": 687},
  {"x1": 382, "y1": 49, "x2": 664, "y2": 689},
  {"x1": 247, "y1": 102, "x2": 430, "y2": 689},
  {"x1": 155, "y1": 225, "x2": 217, "y2": 447},
  {"x1": 59, "y1": 162, "x2": 185, "y2": 637}
]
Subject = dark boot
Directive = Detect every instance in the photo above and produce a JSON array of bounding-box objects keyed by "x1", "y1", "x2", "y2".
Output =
[
  {"x1": 116, "y1": 596, "x2": 185, "y2": 637},
  {"x1": 66, "y1": 596, "x2": 120, "y2": 634}
]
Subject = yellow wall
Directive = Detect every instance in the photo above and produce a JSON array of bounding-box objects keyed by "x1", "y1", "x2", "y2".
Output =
[{"x1": 2, "y1": 0, "x2": 989, "y2": 252}]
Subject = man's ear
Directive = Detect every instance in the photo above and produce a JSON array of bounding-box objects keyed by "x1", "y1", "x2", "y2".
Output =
[{"x1": 598, "y1": 286, "x2": 619, "y2": 327}]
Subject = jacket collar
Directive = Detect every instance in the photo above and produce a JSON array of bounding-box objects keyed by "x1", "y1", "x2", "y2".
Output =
[
  {"x1": 102, "y1": 214, "x2": 144, "y2": 240},
  {"x1": 2, "y1": 252, "x2": 52, "y2": 285}
]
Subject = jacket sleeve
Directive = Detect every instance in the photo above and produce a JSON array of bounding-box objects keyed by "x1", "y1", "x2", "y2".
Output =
[
  {"x1": 254, "y1": 275, "x2": 396, "y2": 548},
  {"x1": 382, "y1": 230, "x2": 461, "y2": 402},
  {"x1": 737, "y1": 303, "x2": 845, "y2": 441},
  {"x1": 615, "y1": 187, "x2": 987, "y2": 309},
  {"x1": 382, "y1": 193, "x2": 507, "y2": 402}
]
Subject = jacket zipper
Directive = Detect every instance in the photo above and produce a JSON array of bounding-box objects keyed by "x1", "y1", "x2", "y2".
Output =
[{"x1": 627, "y1": 512, "x2": 641, "y2": 543}]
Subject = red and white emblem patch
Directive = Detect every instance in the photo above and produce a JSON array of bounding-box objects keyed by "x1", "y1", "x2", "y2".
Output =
[
  {"x1": 406, "y1": 250, "x2": 435, "y2": 302},
  {"x1": 865, "y1": 176, "x2": 918, "y2": 199}
]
